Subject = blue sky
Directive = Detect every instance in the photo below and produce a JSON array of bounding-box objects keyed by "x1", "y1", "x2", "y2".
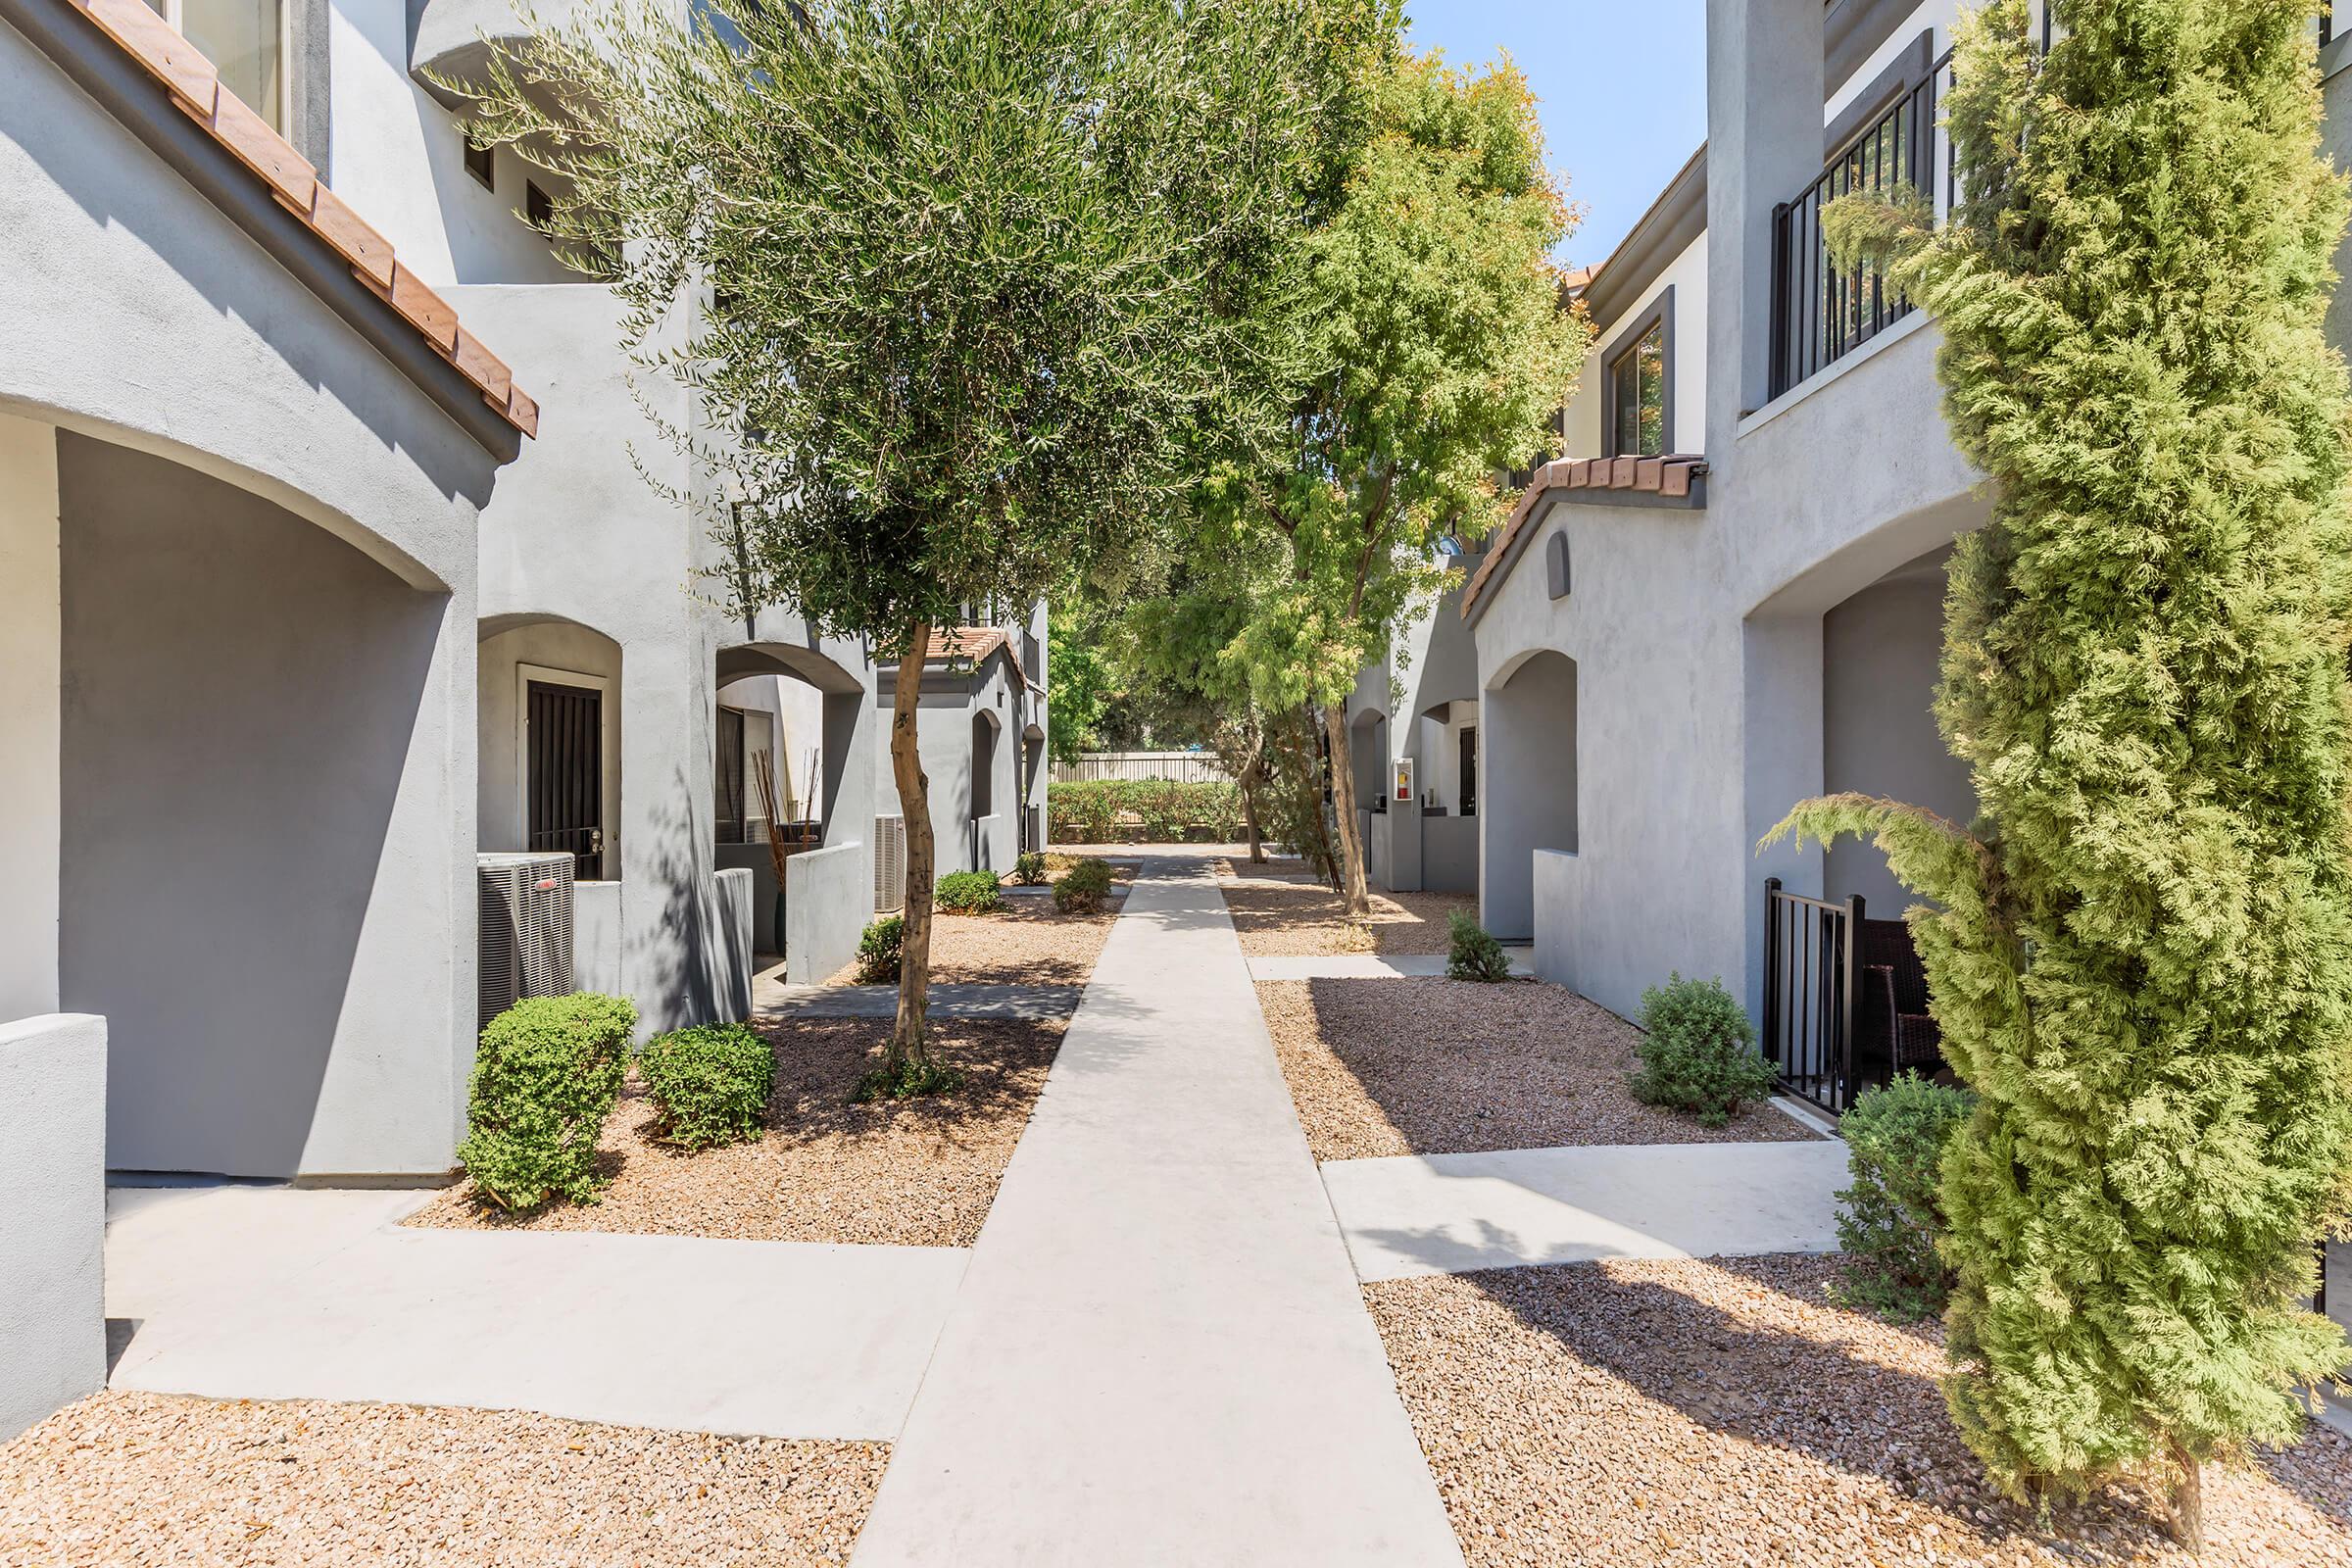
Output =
[{"x1": 1401, "y1": 0, "x2": 1707, "y2": 270}]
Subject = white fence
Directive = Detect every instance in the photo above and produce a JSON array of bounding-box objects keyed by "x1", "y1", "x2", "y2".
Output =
[{"x1": 1051, "y1": 750, "x2": 1231, "y2": 785}]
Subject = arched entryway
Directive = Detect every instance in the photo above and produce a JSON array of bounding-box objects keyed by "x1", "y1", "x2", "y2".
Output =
[
  {"x1": 478, "y1": 613, "x2": 623, "y2": 880},
  {"x1": 8, "y1": 418, "x2": 464, "y2": 1179},
  {"x1": 1481, "y1": 648, "x2": 1579, "y2": 942},
  {"x1": 969, "y1": 708, "x2": 1003, "y2": 870}
]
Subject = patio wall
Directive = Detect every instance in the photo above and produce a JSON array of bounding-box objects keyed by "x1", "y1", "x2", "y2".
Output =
[{"x1": 0, "y1": 1011, "x2": 105, "y2": 1443}]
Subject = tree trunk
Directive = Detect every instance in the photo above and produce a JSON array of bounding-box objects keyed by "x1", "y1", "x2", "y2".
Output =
[
  {"x1": 2167, "y1": 1435, "x2": 2203, "y2": 1553},
  {"x1": 888, "y1": 621, "x2": 936, "y2": 1078},
  {"x1": 1241, "y1": 731, "x2": 1267, "y2": 862},
  {"x1": 1323, "y1": 702, "x2": 1372, "y2": 917}
]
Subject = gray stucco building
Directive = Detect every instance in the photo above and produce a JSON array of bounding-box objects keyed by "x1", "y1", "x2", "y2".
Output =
[{"x1": 1, "y1": 0, "x2": 1045, "y2": 1436}]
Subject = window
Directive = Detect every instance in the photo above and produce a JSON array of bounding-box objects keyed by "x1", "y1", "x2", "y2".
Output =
[
  {"x1": 1601, "y1": 286, "x2": 1674, "y2": 459},
  {"x1": 464, "y1": 137, "x2": 495, "y2": 190},
  {"x1": 146, "y1": 0, "x2": 284, "y2": 131},
  {"x1": 526, "y1": 182, "x2": 554, "y2": 229},
  {"x1": 1609, "y1": 322, "x2": 1666, "y2": 457}
]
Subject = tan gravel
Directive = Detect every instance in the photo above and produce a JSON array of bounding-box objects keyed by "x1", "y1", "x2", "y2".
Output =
[
  {"x1": 824, "y1": 895, "x2": 1125, "y2": 987},
  {"x1": 1366, "y1": 1253, "x2": 2352, "y2": 1568},
  {"x1": 1258, "y1": 977, "x2": 1819, "y2": 1160},
  {"x1": 1222, "y1": 883, "x2": 1474, "y2": 956},
  {"x1": 410, "y1": 1016, "x2": 1062, "y2": 1247},
  {"x1": 0, "y1": 1390, "x2": 884, "y2": 1568}
]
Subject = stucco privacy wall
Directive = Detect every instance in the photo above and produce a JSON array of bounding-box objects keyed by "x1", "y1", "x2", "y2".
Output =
[
  {"x1": 0, "y1": 1012, "x2": 105, "y2": 1443},
  {"x1": 60, "y1": 433, "x2": 473, "y2": 1179},
  {"x1": 0, "y1": 414, "x2": 62, "y2": 1022},
  {"x1": 325, "y1": 0, "x2": 575, "y2": 284},
  {"x1": 884, "y1": 655, "x2": 1022, "y2": 878}
]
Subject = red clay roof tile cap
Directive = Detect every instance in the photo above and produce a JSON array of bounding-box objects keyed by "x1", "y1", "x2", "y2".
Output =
[{"x1": 81, "y1": 0, "x2": 217, "y2": 109}]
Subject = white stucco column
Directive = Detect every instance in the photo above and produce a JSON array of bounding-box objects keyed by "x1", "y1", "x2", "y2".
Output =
[
  {"x1": 1705, "y1": 0, "x2": 1826, "y2": 446},
  {"x1": 0, "y1": 413, "x2": 62, "y2": 1021}
]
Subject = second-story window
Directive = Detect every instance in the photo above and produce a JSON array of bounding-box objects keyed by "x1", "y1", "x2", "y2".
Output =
[
  {"x1": 148, "y1": 0, "x2": 283, "y2": 131},
  {"x1": 1605, "y1": 310, "x2": 1669, "y2": 458},
  {"x1": 465, "y1": 137, "x2": 495, "y2": 190}
]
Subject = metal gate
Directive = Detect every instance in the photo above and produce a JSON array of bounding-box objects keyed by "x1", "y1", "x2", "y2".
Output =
[
  {"x1": 1761, "y1": 877, "x2": 1863, "y2": 1114},
  {"x1": 526, "y1": 679, "x2": 604, "y2": 879}
]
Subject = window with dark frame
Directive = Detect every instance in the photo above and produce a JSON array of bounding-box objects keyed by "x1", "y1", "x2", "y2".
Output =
[
  {"x1": 1609, "y1": 321, "x2": 1667, "y2": 457},
  {"x1": 526, "y1": 181, "x2": 554, "y2": 229},
  {"x1": 464, "y1": 137, "x2": 494, "y2": 190}
]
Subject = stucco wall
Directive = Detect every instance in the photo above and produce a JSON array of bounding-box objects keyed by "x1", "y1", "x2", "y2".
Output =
[
  {"x1": 0, "y1": 1012, "x2": 105, "y2": 1443},
  {"x1": 59, "y1": 432, "x2": 472, "y2": 1179},
  {"x1": 0, "y1": 413, "x2": 61, "y2": 1021},
  {"x1": 1821, "y1": 545, "x2": 1974, "y2": 911},
  {"x1": 1566, "y1": 234, "x2": 1710, "y2": 462},
  {"x1": 881, "y1": 653, "x2": 1021, "y2": 881},
  {"x1": 324, "y1": 0, "x2": 574, "y2": 285}
]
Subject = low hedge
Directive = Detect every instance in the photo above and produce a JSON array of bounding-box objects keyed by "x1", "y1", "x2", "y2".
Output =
[
  {"x1": 1629, "y1": 973, "x2": 1779, "y2": 1127},
  {"x1": 1048, "y1": 778, "x2": 1242, "y2": 843},
  {"x1": 1446, "y1": 912, "x2": 1512, "y2": 982},
  {"x1": 1054, "y1": 857, "x2": 1115, "y2": 913},
  {"x1": 856, "y1": 915, "x2": 904, "y2": 983},
  {"x1": 638, "y1": 1022, "x2": 775, "y2": 1150},
  {"x1": 1836, "y1": 1072, "x2": 1976, "y2": 1320},
  {"x1": 460, "y1": 992, "x2": 636, "y2": 1210},
  {"x1": 937, "y1": 869, "x2": 1003, "y2": 912}
]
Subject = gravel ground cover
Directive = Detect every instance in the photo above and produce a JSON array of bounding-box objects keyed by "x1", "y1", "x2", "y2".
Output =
[
  {"x1": 1212, "y1": 854, "x2": 1320, "y2": 881},
  {"x1": 1366, "y1": 1253, "x2": 2352, "y2": 1568},
  {"x1": 0, "y1": 1391, "x2": 884, "y2": 1568},
  {"x1": 825, "y1": 895, "x2": 1126, "y2": 987},
  {"x1": 411, "y1": 1016, "x2": 1063, "y2": 1246},
  {"x1": 1041, "y1": 852, "x2": 1139, "y2": 881},
  {"x1": 1222, "y1": 882, "x2": 1474, "y2": 956},
  {"x1": 1258, "y1": 977, "x2": 1818, "y2": 1159}
]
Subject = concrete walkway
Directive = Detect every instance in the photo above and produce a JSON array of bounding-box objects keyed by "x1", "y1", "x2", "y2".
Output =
[
  {"x1": 1247, "y1": 952, "x2": 1534, "y2": 981},
  {"x1": 851, "y1": 857, "x2": 1464, "y2": 1567},
  {"x1": 103, "y1": 1184, "x2": 964, "y2": 1440},
  {"x1": 1320, "y1": 1139, "x2": 1849, "y2": 1283}
]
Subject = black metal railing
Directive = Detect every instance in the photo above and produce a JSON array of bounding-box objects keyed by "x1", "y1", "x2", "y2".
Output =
[
  {"x1": 1762, "y1": 877, "x2": 1864, "y2": 1114},
  {"x1": 1768, "y1": 51, "x2": 1954, "y2": 399}
]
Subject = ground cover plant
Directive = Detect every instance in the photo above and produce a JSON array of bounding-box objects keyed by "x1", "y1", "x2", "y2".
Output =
[
  {"x1": 458, "y1": 993, "x2": 636, "y2": 1210},
  {"x1": 1776, "y1": 0, "x2": 2352, "y2": 1538},
  {"x1": 1628, "y1": 973, "x2": 1778, "y2": 1127},
  {"x1": 1835, "y1": 1071, "x2": 1975, "y2": 1321},
  {"x1": 637, "y1": 1022, "x2": 774, "y2": 1150}
]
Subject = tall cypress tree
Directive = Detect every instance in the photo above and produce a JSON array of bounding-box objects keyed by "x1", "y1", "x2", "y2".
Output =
[{"x1": 1782, "y1": 0, "x2": 2352, "y2": 1542}]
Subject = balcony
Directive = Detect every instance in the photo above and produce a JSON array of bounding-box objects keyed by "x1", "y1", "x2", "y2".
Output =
[{"x1": 1767, "y1": 49, "x2": 1954, "y2": 400}]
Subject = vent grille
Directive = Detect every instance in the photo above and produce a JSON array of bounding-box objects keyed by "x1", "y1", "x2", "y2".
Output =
[
  {"x1": 872, "y1": 814, "x2": 906, "y2": 912},
  {"x1": 478, "y1": 851, "x2": 576, "y2": 1026}
]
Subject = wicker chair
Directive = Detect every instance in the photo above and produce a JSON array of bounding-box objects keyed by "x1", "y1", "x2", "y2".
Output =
[{"x1": 1852, "y1": 916, "x2": 1943, "y2": 1083}]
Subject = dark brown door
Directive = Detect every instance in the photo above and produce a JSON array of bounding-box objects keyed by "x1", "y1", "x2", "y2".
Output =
[
  {"x1": 527, "y1": 680, "x2": 604, "y2": 878},
  {"x1": 1460, "y1": 725, "x2": 1478, "y2": 817}
]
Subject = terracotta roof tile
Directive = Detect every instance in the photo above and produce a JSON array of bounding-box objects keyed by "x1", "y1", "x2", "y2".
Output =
[
  {"x1": 1459, "y1": 455, "x2": 1708, "y2": 618},
  {"x1": 59, "y1": 0, "x2": 538, "y2": 438},
  {"x1": 923, "y1": 626, "x2": 1033, "y2": 687}
]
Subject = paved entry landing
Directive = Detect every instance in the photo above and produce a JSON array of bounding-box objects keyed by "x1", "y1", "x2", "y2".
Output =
[
  {"x1": 851, "y1": 857, "x2": 1464, "y2": 1567},
  {"x1": 103, "y1": 1185, "x2": 963, "y2": 1440}
]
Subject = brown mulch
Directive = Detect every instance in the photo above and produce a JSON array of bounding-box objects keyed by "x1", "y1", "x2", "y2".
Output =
[
  {"x1": 824, "y1": 894, "x2": 1126, "y2": 988},
  {"x1": 1222, "y1": 883, "x2": 1474, "y2": 956},
  {"x1": 0, "y1": 1391, "x2": 884, "y2": 1568},
  {"x1": 408, "y1": 1016, "x2": 1063, "y2": 1247},
  {"x1": 1366, "y1": 1254, "x2": 2352, "y2": 1568},
  {"x1": 1257, "y1": 977, "x2": 1819, "y2": 1160}
]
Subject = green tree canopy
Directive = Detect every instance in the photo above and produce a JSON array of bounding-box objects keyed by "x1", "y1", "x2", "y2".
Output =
[
  {"x1": 451, "y1": 0, "x2": 1379, "y2": 1081},
  {"x1": 1781, "y1": 0, "x2": 2352, "y2": 1541}
]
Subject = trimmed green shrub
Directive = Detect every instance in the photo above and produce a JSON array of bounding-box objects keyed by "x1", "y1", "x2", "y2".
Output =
[
  {"x1": 855, "y1": 915, "x2": 904, "y2": 983},
  {"x1": 937, "y1": 869, "x2": 1003, "y2": 912},
  {"x1": 1046, "y1": 778, "x2": 1242, "y2": 843},
  {"x1": 1446, "y1": 911, "x2": 1511, "y2": 982},
  {"x1": 1054, "y1": 856, "x2": 1115, "y2": 913},
  {"x1": 459, "y1": 993, "x2": 635, "y2": 1210},
  {"x1": 637, "y1": 1022, "x2": 776, "y2": 1151},
  {"x1": 1013, "y1": 851, "x2": 1050, "y2": 886},
  {"x1": 1835, "y1": 1072, "x2": 1976, "y2": 1321},
  {"x1": 1630, "y1": 973, "x2": 1777, "y2": 1127}
]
